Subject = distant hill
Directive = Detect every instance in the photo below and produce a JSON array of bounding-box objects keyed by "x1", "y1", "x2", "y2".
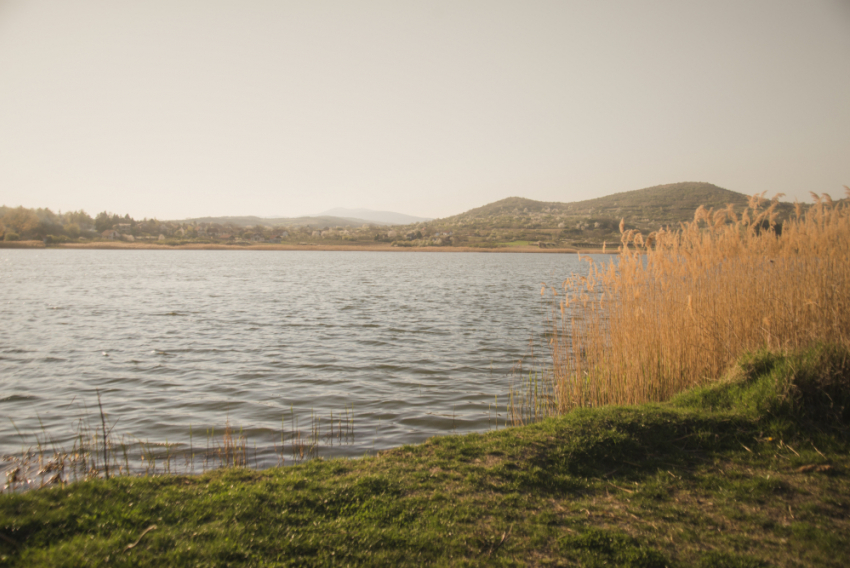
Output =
[
  {"x1": 454, "y1": 182, "x2": 762, "y2": 223},
  {"x1": 175, "y1": 209, "x2": 429, "y2": 228},
  {"x1": 397, "y1": 182, "x2": 800, "y2": 249},
  {"x1": 317, "y1": 208, "x2": 431, "y2": 226},
  {"x1": 174, "y1": 215, "x2": 383, "y2": 228}
]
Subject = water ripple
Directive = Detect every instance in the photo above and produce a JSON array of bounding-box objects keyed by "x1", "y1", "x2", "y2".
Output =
[{"x1": 0, "y1": 249, "x2": 593, "y2": 463}]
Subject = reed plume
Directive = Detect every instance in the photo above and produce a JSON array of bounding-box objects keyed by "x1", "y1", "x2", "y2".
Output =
[{"x1": 547, "y1": 191, "x2": 850, "y2": 412}]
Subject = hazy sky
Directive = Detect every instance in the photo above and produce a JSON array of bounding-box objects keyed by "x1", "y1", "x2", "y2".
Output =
[{"x1": 1, "y1": 1, "x2": 848, "y2": 220}]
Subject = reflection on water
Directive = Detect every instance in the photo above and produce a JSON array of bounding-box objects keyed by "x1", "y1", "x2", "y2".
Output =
[{"x1": 0, "y1": 250, "x2": 590, "y2": 470}]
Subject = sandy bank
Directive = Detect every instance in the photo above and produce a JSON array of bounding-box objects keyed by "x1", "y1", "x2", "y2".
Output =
[{"x1": 43, "y1": 242, "x2": 611, "y2": 254}]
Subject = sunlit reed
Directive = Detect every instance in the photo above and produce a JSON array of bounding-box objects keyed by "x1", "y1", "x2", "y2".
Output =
[{"x1": 543, "y1": 189, "x2": 850, "y2": 413}]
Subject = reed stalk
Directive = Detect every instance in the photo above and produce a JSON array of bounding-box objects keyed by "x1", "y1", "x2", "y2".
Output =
[{"x1": 545, "y1": 189, "x2": 850, "y2": 412}]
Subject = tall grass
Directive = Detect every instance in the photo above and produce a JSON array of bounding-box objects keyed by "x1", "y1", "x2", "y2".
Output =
[
  {"x1": 547, "y1": 189, "x2": 850, "y2": 412},
  {"x1": 2, "y1": 405, "x2": 356, "y2": 493}
]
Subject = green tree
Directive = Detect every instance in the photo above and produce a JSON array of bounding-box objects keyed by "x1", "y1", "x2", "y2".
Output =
[
  {"x1": 1, "y1": 207, "x2": 40, "y2": 238},
  {"x1": 95, "y1": 211, "x2": 115, "y2": 232},
  {"x1": 65, "y1": 210, "x2": 94, "y2": 227},
  {"x1": 64, "y1": 223, "x2": 81, "y2": 238}
]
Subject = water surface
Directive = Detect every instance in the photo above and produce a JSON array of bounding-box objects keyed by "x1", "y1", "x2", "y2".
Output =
[{"x1": 0, "y1": 250, "x2": 589, "y2": 466}]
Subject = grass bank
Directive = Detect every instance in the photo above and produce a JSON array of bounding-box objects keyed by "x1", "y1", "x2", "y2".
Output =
[{"x1": 2, "y1": 344, "x2": 848, "y2": 567}]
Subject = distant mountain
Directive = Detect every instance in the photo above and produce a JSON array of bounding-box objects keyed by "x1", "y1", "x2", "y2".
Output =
[
  {"x1": 174, "y1": 215, "x2": 379, "y2": 228},
  {"x1": 317, "y1": 208, "x2": 431, "y2": 226},
  {"x1": 175, "y1": 208, "x2": 430, "y2": 228}
]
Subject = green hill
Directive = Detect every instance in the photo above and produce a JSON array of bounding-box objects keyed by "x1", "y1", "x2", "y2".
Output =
[
  {"x1": 404, "y1": 182, "x2": 796, "y2": 249},
  {"x1": 450, "y1": 182, "x2": 770, "y2": 223}
]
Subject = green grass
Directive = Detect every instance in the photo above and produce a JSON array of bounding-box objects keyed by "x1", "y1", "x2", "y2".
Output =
[{"x1": 1, "y1": 345, "x2": 848, "y2": 566}]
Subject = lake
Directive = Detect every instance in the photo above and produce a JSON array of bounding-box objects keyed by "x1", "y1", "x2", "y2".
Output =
[{"x1": 0, "y1": 250, "x2": 592, "y2": 470}]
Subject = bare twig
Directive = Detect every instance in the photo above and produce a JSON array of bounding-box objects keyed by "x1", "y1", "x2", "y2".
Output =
[
  {"x1": 124, "y1": 525, "x2": 157, "y2": 552},
  {"x1": 96, "y1": 389, "x2": 109, "y2": 480},
  {"x1": 608, "y1": 481, "x2": 635, "y2": 493},
  {"x1": 488, "y1": 524, "x2": 513, "y2": 558}
]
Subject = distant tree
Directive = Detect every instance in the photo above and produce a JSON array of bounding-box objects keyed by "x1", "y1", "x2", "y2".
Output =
[
  {"x1": 95, "y1": 212, "x2": 114, "y2": 232},
  {"x1": 2, "y1": 207, "x2": 40, "y2": 238},
  {"x1": 64, "y1": 223, "x2": 81, "y2": 239},
  {"x1": 66, "y1": 210, "x2": 94, "y2": 227}
]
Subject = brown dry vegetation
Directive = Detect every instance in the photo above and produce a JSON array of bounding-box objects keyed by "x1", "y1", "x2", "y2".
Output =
[{"x1": 548, "y1": 189, "x2": 850, "y2": 412}]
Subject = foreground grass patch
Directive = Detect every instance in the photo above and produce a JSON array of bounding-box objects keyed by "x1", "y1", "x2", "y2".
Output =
[{"x1": 2, "y1": 346, "x2": 849, "y2": 566}]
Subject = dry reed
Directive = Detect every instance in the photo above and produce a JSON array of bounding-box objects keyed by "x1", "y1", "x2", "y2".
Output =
[
  {"x1": 2, "y1": 403, "x2": 356, "y2": 493},
  {"x1": 544, "y1": 189, "x2": 850, "y2": 413}
]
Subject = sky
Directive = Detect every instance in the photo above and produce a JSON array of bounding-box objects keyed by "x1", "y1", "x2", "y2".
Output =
[{"x1": 1, "y1": 1, "x2": 848, "y2": 221}]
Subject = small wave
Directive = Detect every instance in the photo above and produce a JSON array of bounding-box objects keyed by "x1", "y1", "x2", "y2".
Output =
[{"x1": 0, "y1": 394, "x2": 38, "y2": 404}]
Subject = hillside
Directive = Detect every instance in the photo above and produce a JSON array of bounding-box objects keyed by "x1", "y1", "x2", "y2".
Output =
[
  {"x1": 398, "y1": 182, "x2": 798, "y2": 249},
  {"x1": 450, "y1": 182, "x2": 769, "y2": 222}
]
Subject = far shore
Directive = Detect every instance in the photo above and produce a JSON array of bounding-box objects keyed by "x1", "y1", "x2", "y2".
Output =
[{"x1": 1, "y1": 240, "x2": 614, "y2": 254}]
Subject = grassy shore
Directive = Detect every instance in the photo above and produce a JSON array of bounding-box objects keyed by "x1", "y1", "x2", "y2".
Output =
[
  {"x1": 0, "y1": 240, "x2": 613, "y2": 253},
  {"x1": 2, "y1": 345, "x2": 848, "y2": 567}
]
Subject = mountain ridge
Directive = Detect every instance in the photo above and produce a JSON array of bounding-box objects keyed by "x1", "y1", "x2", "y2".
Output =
[
  {"x1": 317, "y1": 208, "x2": 431, "y2": 225},
  {"x1": 172, "y1": 215, "x2": 387, "y2": 228},
  {"x1": 447, "y1": 182, "x2": 761, "y2": 224}
]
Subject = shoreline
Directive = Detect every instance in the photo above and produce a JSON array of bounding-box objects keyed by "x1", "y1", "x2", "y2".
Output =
[
  {"x1": 2, "y1": 346, "x2": 846, "y2": 566},
  {"x1": 2, "y1": 240, "x2": 614, "y2": 254}
]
